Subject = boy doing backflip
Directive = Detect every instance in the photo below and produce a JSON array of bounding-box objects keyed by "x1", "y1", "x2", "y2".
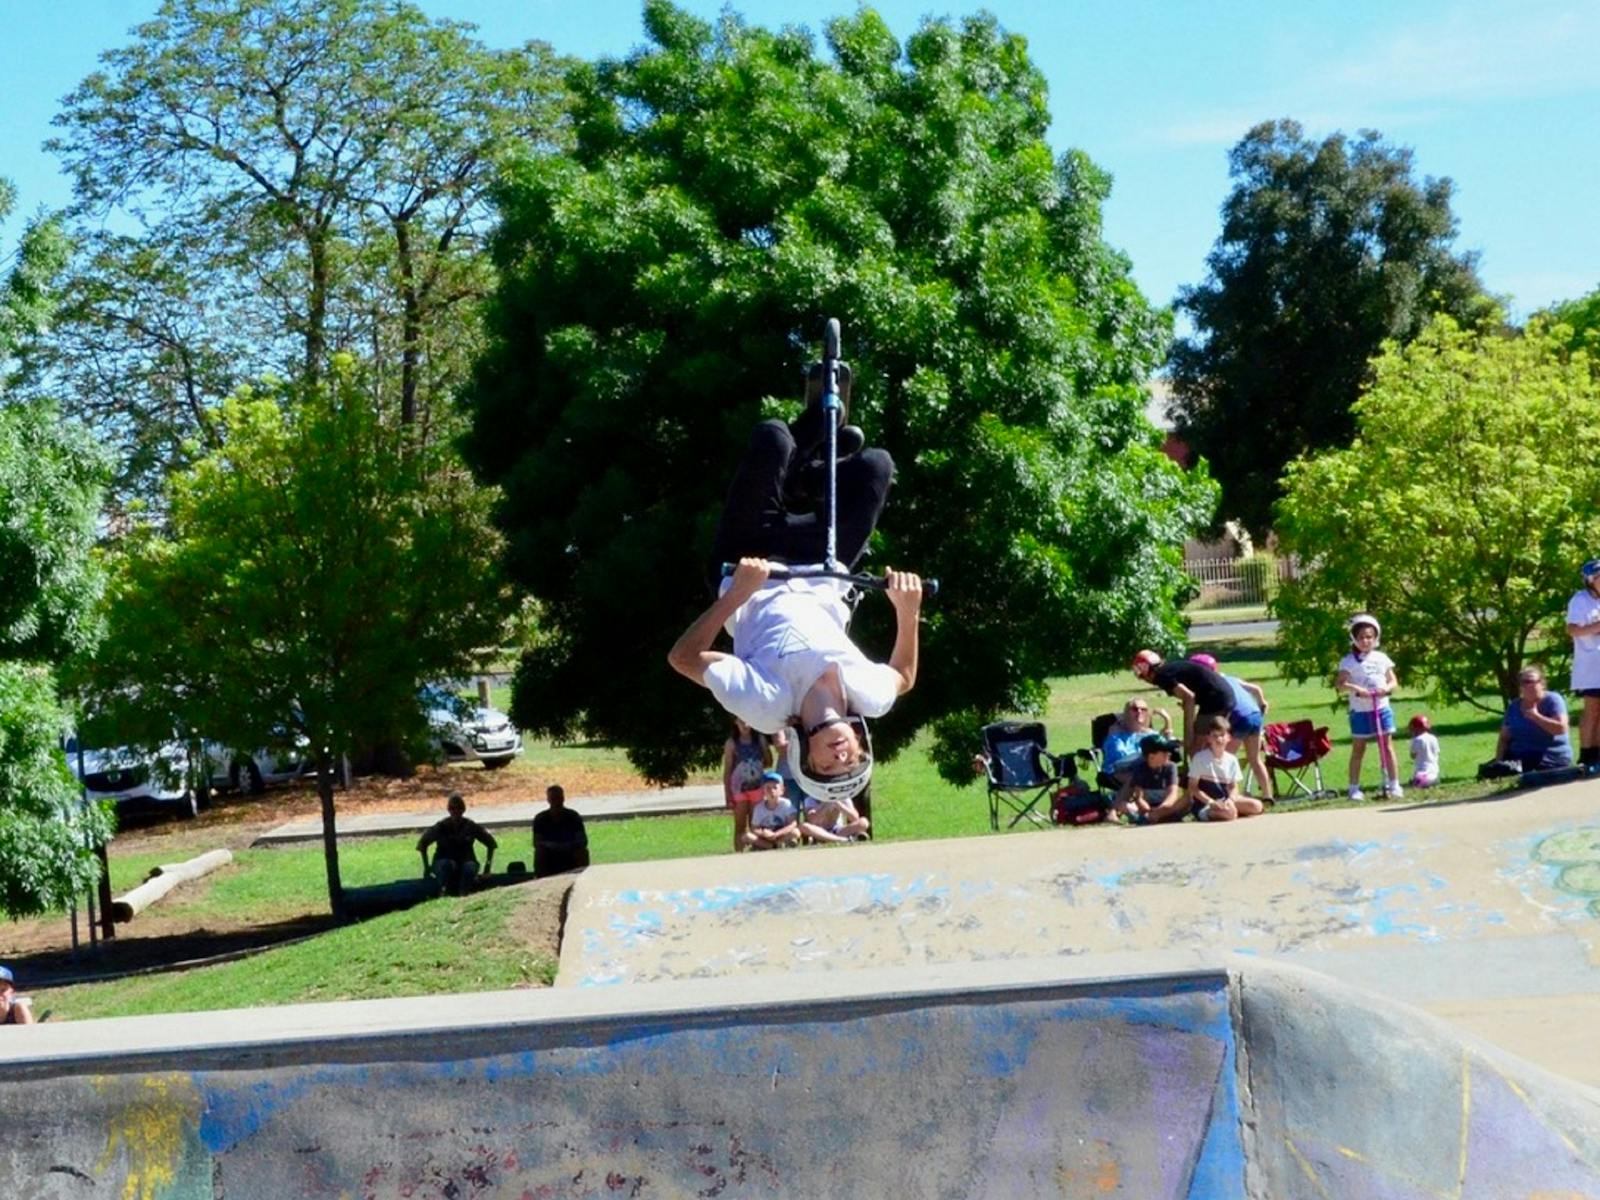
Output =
[{"x1": 668, "y1": 365, "x2": 924, "y2": 807}]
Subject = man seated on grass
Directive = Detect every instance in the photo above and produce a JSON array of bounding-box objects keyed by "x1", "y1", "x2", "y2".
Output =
[
  {"x1": 533, "y1": 784, "x2": 590, "y2": 878},
  {"x1": 743, "y1": 771, "x2": 802, "y2": 850},
  {"x1": 417, "y1": 793, "x2": 497, "y2": 896}
]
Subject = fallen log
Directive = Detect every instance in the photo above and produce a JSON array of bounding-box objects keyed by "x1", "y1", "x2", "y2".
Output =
[{"x1": 112, "y1": 848, "x2": 233, "y2": 923}]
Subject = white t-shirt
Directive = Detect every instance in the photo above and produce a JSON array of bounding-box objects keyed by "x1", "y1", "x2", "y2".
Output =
[
  {"x1": 703, "y1": 574, "x2": 903, "y2": 734},
  {"x1": 1568, "y1": 590, "x2": 1600, "y2": 691},
  {"x1": 750, "y1": 796, "x2": 797, "y2": 831},
  {"x1": 1188, "y1": 746, "x2": 1241, "y2": 791},
  {"x1": 1339, "y1": 650, "x2": 1395, "y2": 713},
  {"x1": 1410, "y1": 732, "x2": 1440, "y2": 775}
]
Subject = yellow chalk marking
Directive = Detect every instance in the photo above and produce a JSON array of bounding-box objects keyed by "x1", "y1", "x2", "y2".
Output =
[
  {"x1": 94, "y1": 1074, "x2": 195, "y2": 1200},
  {"x1": 1283, "y1": 1137, "x2": 1334, "y2": 1200}
]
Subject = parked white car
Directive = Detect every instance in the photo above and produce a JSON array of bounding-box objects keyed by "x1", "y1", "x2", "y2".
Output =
[
  {"x1": 421, "y1": 685, "x2": 522, "y2": 770},
  {"x1": 64, "y1": 735, "x2": 199, "y2": 820},
  {"x1": 203, "y1": 737, "x2": 311, "y2": 795}
]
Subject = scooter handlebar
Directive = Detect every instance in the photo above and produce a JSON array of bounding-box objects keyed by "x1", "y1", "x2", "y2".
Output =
[{"x1": 719, "y1": 563, "x2": 939, "y2": 598}]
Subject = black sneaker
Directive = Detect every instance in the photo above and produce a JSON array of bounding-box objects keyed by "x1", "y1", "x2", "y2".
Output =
[{"x1": 782, "y1": 426, "x2": 866, "y2": 512}]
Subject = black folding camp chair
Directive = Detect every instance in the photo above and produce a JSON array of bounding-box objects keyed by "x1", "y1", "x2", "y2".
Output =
[{"x1": 979, "y1": 721, "x2": 1072, "y2": 830}]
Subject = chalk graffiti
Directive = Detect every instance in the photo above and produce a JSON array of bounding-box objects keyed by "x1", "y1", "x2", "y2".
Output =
[
  {"x1": 1533, "y1": 827, "x2": 1600, "y2": 917},
  {"x1": 93, "y1": 1073, "x2": 200, "y2": 1200}
]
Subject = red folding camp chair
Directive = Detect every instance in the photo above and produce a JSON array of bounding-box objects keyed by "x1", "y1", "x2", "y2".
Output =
[{"x1": 1263, "y1": 720, "x2": 1336, "y2": 801}]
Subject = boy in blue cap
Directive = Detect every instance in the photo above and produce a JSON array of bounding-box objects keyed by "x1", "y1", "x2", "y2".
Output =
[
  {"x1": 743, "y1": 770, "x2": 801, "y2": 850},
  {"x1": 0, "y1": 965, "x2": 35, "y2": 1025}
]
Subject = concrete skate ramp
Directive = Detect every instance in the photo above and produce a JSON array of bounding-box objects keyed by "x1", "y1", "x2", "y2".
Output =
[{"x1": 3, "y1": 955, "x2": 1599, "y2": 1198}]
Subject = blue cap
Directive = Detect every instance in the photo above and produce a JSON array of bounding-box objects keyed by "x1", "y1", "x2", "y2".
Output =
[
  {"x1": 0, "y1": 965, "x2": 12, "y2": 984},
  {"x1": 761, "y1": 769, "x2": 784, "y2": 784}
]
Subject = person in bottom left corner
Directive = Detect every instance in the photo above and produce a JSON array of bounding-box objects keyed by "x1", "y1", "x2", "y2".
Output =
[{"x1": 0, "y1": 965, "x2": 36, "y2": 1025}]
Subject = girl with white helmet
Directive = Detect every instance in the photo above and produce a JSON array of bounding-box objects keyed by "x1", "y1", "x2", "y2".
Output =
[
  {"x1": 1564, "y1": 560, "x2": 1600, "y2": 772},
  {"x1": 1336, "y1": 613, "x2": 1402, "y2": 799}
]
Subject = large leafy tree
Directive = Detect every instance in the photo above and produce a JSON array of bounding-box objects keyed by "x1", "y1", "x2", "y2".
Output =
[
  {"x1": 463, "y1": 3, "x2": 1215, "y2": 784},
  {"x1": 1274, "y1": 314, "x2": 1600, "y2": 708},
  {"x1": 1169, "y1": 120, "x2": 1487, "y2": 535},
  {"x1": 80, "y1": 364, "x2": 511, "y2": 919},
  {"x1": 0, "y1": 180, "x2": 114, "y2": 918},
  {"x1": 40, "y1": 0, "x2": 568, "y2": 507}
]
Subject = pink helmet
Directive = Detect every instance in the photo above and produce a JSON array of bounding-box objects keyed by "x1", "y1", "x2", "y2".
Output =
[{"x1": 1189, "y1": 653, "x2": 1219, "y2": 670}]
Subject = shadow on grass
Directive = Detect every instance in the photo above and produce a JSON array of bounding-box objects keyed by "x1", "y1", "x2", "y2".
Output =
[{"x1": 15, "y1": 915, "x2": 335, "y2": 988}]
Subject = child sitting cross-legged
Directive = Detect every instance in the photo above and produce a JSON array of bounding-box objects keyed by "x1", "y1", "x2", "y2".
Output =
[
  {"x1": 1186, "y1": 715, "x2": 1266, "y2": 822},
  {"x1": 799, "y1": 791, "x2": 871, "y2": 844},
  {"x1": 743, "y1": 771, "x2": 802, "y2": 850},
  {"x1": 1114, "y1": 734, "x2": 1190, "y2": 825}
]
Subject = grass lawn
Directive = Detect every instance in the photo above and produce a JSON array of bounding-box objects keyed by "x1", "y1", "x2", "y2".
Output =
[{"x1": 40, "y1": 884, "x2": 559, "y2": 1021}]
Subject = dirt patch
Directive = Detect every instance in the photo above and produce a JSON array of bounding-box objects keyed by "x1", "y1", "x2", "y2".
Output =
[{"x1": 504, "y1": 876, "x2": 573, "y2": 975}]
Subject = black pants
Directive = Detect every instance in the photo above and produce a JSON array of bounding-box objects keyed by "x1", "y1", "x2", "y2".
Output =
[{"x1": 710, "y1": 420, "x2": 893, "y2": 574}]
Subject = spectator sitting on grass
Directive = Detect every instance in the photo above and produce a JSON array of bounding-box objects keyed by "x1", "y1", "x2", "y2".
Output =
[
  {"x1": 1490, "y1": 665, "x2": 1573, "y2": 775},
  {"x1": 1185, "y1": 715, "x2": 1266, "y2": 823},
  {"x1": 0, "y1": 965, "x2": 35, "y2": 1026},
  {"x1": 799, "y1": 790, "x2": 871, "y2": 844},
  {"x1": 1114, "y1": 735, "x2": 1188, "y2": 825},
  {"x1": 418, "y1": 793, "x2": 497, "y2": 896},
  {"x1": 533, "y1": 784, "x2": 590, "y2": 878},
  {"x1": 743, "y1": 771, "x2": 801, "y2": 850}
]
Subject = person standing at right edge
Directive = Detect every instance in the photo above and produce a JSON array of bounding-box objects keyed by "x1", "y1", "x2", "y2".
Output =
[{"x1": 1566, "y1": 560, "x2": 1600, "y2": 774}]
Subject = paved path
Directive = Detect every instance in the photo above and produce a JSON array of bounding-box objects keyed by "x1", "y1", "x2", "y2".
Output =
[
  {"x1": 560, "y1": 779, "x2": 1600, "y2": 1085},
  {"x1": 251, "y1": 784, "x2": 723, "y2": 846}
]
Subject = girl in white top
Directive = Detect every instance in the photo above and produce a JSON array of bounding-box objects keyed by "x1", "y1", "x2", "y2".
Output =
[
  {"x1": 1336, "y1": 612, "x2": 1401, "y2": 800},
  {"x1": 1565, "y1": 559, "x2": 1600, "y2": 772}
]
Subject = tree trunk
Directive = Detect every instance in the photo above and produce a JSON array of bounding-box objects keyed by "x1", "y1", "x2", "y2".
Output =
[
  {"x1": 395, "y1": 215, "x2": 420, "y2": 427},
  {"x1": 316, "y1": 748, "x2": 347, "y2": 923},
  {"x1": 305, "y1": 228, "x2": 329, "y2": 386}
]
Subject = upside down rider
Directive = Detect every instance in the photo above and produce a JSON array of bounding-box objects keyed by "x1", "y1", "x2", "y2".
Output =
[{"x1": 668, "y1": 371, "x2": 924, "y2": 806}]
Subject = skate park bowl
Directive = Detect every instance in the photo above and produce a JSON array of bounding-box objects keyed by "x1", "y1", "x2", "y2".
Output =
[{"x1": 3, "y1": 952, "x2": 1599, "y2": 1198}]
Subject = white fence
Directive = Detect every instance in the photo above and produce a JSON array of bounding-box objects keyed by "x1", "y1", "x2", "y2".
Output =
[{"x1": 1184, "y1": 555, "x2": 1300, "y2": 610}]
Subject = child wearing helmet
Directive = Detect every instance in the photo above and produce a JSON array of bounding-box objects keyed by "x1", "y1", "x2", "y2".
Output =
[
  {"x1": 668, "y1": 393, "x2": 924, "y2": 808},
  {"x1": 1565, "y1": 560, "x2": 1600, "y2": 772},
  {"x1": 1408, "y1": 714, "x2": 1440, "y2": 788},
  {"x1": 1336, "y1": 613, "x2": 1402, "y2": 800}
]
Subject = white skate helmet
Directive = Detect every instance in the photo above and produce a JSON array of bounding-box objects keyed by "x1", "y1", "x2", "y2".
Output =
[{"x1": 786, "y1": 716, "x2": 873, "y2": 805}]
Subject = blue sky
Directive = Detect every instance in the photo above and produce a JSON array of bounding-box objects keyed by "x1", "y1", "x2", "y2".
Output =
[{"x1": 3, "y1": 0, "x2": 1598, "y2": 320}]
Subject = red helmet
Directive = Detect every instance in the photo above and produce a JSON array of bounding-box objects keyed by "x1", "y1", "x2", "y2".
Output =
[
  {"x1": 1409, "y1": 714, "x2": 1431, "y2": 735},
  {"x1": 1131, "y1": 649, "x2": 1161, "y2": 676}
]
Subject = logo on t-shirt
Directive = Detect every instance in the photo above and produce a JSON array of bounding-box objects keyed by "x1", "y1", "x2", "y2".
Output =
[{"x1": 774, "y1": 626, "x2": 813, "y2": 658}]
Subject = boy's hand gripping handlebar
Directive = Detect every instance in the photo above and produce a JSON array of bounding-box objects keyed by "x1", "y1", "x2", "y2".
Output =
[{"x1": 719, "y1": 562, "x2": 940, "y2": 597}]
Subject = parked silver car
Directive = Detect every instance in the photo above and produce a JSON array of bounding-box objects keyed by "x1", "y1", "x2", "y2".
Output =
[{"x1": 421, "y1": 685, "x2": 523, "y2": 770}]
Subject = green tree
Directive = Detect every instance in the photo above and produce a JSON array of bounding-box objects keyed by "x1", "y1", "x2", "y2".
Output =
[
  {"x1": 1545, "y1": 285, "x2": 1600, "y2": 357},
  {"x1": 463, "y1": 3, "x2": 1215, "y2": 785},
  {"x1": 0, "y1": 180, "x2": 115, "y2": 919},
  {"x1": 1169, "y1": 120, "x2": 1487, "y2": 536},
  {"x1": 81, "y1": 363, "x2": 511, "y2": 919},
  {"x1": 1273, "y1": 314, "x2": 1600, "y2": 708},
  {"x1": 41, "y1": 0, "x2": 568, "y2": 507}
]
